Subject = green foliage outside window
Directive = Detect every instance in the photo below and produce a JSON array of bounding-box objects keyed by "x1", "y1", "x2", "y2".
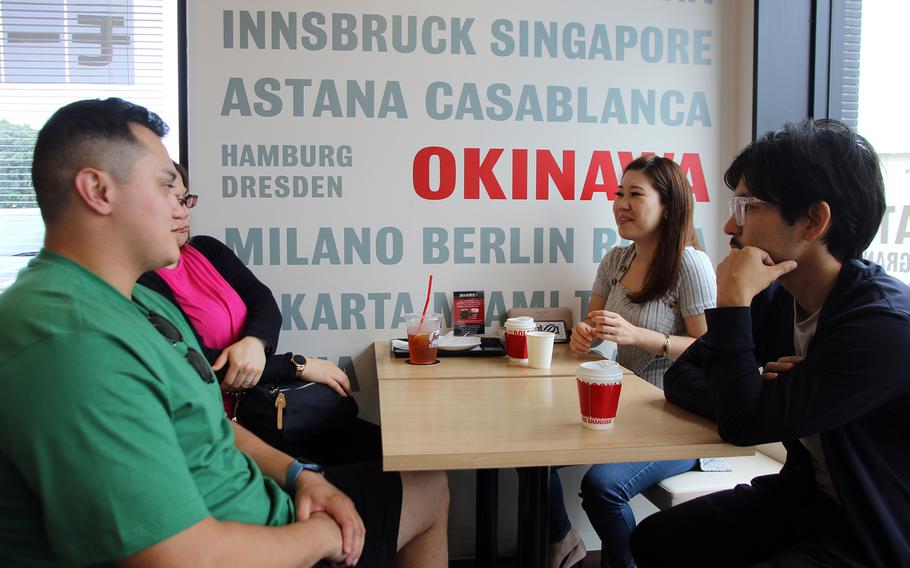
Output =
[{"x1": 0, "y1": 120, "x2": 38, "y2": 208}]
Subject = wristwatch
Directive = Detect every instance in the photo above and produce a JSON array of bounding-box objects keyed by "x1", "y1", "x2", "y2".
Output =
[
  {"x1": 290, "y1": 353, "x2": 307, "y2": 375},
  {"x1": 285, "y1": 458, "x2": 325, "y2": 492}
]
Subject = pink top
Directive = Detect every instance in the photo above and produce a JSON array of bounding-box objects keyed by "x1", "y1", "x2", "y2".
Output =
[{"x1": 155, "y1": 244, "x2": 248, "y2": 350}]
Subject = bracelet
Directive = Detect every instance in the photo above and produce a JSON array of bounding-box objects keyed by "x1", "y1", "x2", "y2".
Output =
[{"x1": 661, "y1": 334, "x2": 670, "y2": 358}]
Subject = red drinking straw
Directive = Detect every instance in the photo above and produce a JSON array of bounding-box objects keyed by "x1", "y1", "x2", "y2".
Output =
[{"x1": 418, "y1": 275, "x2": 433, "y2": 329}]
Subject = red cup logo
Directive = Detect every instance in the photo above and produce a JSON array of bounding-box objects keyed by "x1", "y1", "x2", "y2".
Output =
[
  {"x1": 505, "y1": 329, "x2": 529, "y2": 359},
  {"x1": 577, "y1": 380, "x2": 622, "y2": 423}
]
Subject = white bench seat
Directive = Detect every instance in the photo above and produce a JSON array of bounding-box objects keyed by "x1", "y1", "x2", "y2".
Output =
[{"x1": 641, "y1": 444, "x2": 785, "y2": 510}]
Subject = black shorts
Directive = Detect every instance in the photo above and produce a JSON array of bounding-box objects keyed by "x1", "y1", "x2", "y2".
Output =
[{"x1": 315, "y1": 461, "x2": 402, "y2": 568}]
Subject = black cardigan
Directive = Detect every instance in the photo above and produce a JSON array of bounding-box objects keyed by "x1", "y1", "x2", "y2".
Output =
[
  {"x1": 664, "y1": 259, "x2": 910, "y2": 567},
  {"x1": 138, "y1": 235, "x2": 296, "y2": 384}
]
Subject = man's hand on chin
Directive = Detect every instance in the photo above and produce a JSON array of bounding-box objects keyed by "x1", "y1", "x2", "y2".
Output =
[{"x1": 716, "y1": 246, "x2": 798, "y2": 307}]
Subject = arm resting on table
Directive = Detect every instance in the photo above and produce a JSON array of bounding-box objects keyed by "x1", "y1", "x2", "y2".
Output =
[
  {"x1": 663, "y1": 336, "x2": 716, "y2": 421},
  {"x1": 700, "y1": 306, "x2": 910, "y2": 445}
]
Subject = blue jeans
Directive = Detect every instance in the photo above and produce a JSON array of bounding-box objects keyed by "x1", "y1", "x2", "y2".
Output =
[{"x1": 580, "y1": 459, "x2": 696, "y2": 568}]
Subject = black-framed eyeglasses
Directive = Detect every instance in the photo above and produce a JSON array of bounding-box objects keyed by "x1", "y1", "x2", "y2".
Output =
[
  {"x1": 177, "y1": 194, "x2": 198, "y2": 209},
  {"x1": 147, "y1": 310, "x2": 214, "y2": 383}
]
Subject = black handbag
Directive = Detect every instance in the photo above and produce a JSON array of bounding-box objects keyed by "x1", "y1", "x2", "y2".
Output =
[{"x1": 234, "y1": 378, "x2": 359, "y2": 452}]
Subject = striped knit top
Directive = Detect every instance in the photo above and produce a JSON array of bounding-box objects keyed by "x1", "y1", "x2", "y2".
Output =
[{"x1": 592, "y1": 245, "x2": 716, "y2": 388}]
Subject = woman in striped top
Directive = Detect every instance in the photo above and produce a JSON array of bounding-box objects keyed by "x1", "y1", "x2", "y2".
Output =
[{"x1": 550, "y1": 156, "x2": 716, "y2": 568}]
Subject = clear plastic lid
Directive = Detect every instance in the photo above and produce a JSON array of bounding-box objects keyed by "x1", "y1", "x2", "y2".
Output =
[{"x1": 404, "y1": 312, "x2": 441, "y2": 323}]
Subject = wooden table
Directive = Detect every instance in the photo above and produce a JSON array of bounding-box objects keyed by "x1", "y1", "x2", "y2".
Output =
[
  {"x1": 373, "y1": 341, "x2": 749, "y2": 567},
  {"x1": 378, "y1": 374, "x2": 743, "y2": 471}
]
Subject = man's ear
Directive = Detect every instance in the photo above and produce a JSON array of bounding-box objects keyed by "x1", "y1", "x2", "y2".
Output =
[
  {"x1": 72, "y1": 167, "x2": 115, "y2": 215},
  {"x1": 803, "y1": 201, "x2": 832, "y2": 242}
]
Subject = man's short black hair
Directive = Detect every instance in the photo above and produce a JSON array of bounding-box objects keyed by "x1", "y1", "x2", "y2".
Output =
[
  {"x1": 31, "y1": 98, "x2": 169, "y2": 224},
  {"x1": 724, "y1": 119, "x2": 885, "y2": 261}
]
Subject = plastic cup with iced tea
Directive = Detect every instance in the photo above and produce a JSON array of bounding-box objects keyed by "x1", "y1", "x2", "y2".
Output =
[{"x1": 405, "y1": 313, "x2": 441, "y2": 364}]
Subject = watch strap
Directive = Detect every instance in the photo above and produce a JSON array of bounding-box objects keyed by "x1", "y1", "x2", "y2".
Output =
[{"x1": 284, "y1": 459, "x2": 325, "y2": 492}]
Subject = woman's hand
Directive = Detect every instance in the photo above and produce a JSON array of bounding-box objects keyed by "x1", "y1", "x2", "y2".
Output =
[
  {"x1": 299, "y1": 358, "x2": 352, "y2": 397},
  {"x1": 589, "y1": 310, "x2": 641, "y2": 346},
  {"x1": 213, "y1": 336, "x2": 267, "y2": 391},
  {"x1": 570, "y1": 321, "x2": 597, "y2": 354},
  {"x1": 571, "y1": 294, "x2": 608, "y2": 355}
]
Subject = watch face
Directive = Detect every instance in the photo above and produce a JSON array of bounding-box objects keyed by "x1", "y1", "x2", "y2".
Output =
[{"x1": 292, "y1": 354, "x2": 306, "y2": 366}]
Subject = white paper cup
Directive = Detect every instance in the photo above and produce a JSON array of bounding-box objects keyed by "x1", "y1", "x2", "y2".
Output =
[
  {"x1": 526, "y1": 331, "x2": 555, "y2": 369},
  {"x1": 576, "y1": 360, "x2": 623, "y2": 429}
]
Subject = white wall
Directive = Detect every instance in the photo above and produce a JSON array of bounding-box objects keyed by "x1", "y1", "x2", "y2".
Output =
[{"x1": 187, "y1": 0, "x2": 754, "y2": 557}]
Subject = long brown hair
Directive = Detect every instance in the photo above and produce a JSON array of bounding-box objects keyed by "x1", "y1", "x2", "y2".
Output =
[
  {"x1": 173, "y1": 160, "x2": 189, "y2": 188},
  {"x1": 623, "y1": 155, "x2": 698, "y2": 304}
]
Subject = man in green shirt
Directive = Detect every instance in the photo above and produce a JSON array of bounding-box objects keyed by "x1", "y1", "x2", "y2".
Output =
[{"x1": 0, "y1": 98, "x2": 449, "y2": 567}]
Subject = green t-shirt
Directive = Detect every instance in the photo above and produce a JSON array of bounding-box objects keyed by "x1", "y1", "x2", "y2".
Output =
[{"x1": 0, "y1": 250, "x2": 293, "y2": 566}]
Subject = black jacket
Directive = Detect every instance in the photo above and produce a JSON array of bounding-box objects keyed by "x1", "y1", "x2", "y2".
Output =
[
  {"x1": 138, "y1": 235, "x2": 296, "y2": 384},
  {"x1": 664, "y1": 259, "x2": 910, "y2": 567}
]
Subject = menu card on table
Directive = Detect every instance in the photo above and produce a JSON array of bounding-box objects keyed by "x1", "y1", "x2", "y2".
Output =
[{"x1": 453, "y1": 290, "x2": 484, "y2": 335}]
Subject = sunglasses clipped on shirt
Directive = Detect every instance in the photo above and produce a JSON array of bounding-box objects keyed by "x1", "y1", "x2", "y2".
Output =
[
  {"x1": 177, "y1": 194, "x2": 199, "y2": 209},
  {"x1": 146, "y1": 310, "x2": 215, "y2": 383}
]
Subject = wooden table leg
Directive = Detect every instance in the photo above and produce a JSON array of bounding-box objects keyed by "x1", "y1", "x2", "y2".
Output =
[
  {"x1": 517, "y1": 465, "x2": 550, "y2": 568},
  {"x1": 476, "y1": 469, "x2": 499, "y2": 568}
]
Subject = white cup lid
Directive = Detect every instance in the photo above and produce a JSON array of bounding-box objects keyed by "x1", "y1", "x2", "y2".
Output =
[
  {"x1": 505, "y1": 316, "x2": 535, "y2": 329},
  {"x1": 577, "y1": 360, "x2": 623, "y2": 381}
]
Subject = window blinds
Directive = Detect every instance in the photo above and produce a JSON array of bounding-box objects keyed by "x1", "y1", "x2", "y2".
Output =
[{"x1": 0, "y1": 0, "x2": 174, "y2": 254}]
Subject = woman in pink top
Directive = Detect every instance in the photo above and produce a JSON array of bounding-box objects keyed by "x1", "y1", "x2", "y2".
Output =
[{"x1": 139, "y1": 163, "x2": 380, "y2": 464}]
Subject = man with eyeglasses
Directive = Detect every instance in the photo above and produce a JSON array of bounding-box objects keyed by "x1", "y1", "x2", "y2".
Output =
[
  {"x1": 630, "y1": 119, "x2": 910, "y2": 567},
  {"x1": 0, "y1": 98, "x2": 449, "y2": 567}
]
